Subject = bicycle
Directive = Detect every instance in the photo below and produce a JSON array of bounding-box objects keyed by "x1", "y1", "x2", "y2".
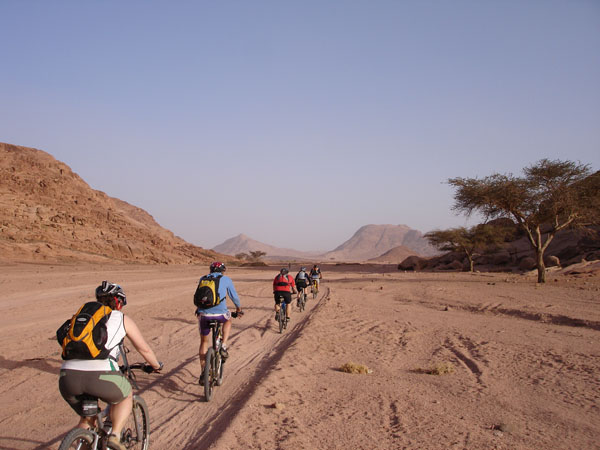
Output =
[
  {"x1": 202, "y1": 311, "x2": 242, "y2": 401},
  {"x1": 58, "y1": 343, "x2": 160, "y2": 450},
  {"x1": 311, "y1": 279, "x2": 319, "y2": 299}
]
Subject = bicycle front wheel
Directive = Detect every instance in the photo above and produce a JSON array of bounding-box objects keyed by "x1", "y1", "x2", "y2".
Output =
[
  {"x1": 120, "y1": 394, "x2": 150, "y2": 450},
  {"x1": 58, "y1": 428, "x2": 94, "y2": 450},
  {"x1": 203, "y1": 347, "x2": 215, "y2": 401}
]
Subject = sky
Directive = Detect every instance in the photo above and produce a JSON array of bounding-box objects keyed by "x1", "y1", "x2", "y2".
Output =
[{"x1": 1, "y1": 1, "x2": 599, "y2": 252}]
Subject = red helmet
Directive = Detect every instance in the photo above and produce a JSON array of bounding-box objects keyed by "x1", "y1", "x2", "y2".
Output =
[{"x1": 210, "y1": 262, "x2": 226, "y2": 273}]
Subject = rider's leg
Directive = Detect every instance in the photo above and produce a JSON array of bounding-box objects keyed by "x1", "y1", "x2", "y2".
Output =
[
  {"x1": 199, "y1": 333, "x2": 210, "y2": 371},
  {"x1": 221, "y1": 319, "x2": 232, "y2": 347},
  {"x1": 110, "y1": 391, "x2": 133, "y2": 437}
]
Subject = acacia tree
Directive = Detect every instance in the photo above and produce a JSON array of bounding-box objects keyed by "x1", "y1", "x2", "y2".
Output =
[
  {"x1": 249, "y1": 250, "x2": 267, "y2": 262},
  {"x1": 425, "y1": 225, "x2": 504, "y2": 272},
  {"x1": 448, "y1": 159, "x2": 597, "y2": 283}
]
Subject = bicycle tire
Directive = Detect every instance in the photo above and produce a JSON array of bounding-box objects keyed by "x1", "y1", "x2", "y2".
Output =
[
  {"x1": 203, "y1": 347, "x2": 215, "y2": 401},
  {"x1": 216, "y1": 351, "x2": 224, "y2": 386},
  {"x1": 58, "y1": 428, "x2": 95, "y2": 450},
  {"x1": 120, "y1": 394, "x2": 150, "y2": 450},
  {"x1": 278, "y1": 304, "x2": 285, "y2": 333}
]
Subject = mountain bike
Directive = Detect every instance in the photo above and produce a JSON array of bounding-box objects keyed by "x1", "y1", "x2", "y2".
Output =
[
  {"x1": 311, "y1": 279, "x2": 319, "y2": 299},
  {"x1": 58, "y1": 343, "x2": 161, "y2": 450},
  {"x1": 202, "y1": 311, "x2": 242, "y2": 401}
]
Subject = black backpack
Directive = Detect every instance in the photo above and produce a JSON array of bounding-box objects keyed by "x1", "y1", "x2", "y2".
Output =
[
  {"x1": 193, "y1": 274, "x2": 223, "y2": 309},
  {"x1": 56, "y1": 302, "x2": 113, "y2": 360}
]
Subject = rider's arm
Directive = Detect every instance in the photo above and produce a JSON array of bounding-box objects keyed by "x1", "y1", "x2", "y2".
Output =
[
  {"x1": 223, "y1": 277, "x2": 241, "y2": 310},
  {"x1": 123, "y1": 315, "x2": 162, "y2": 370}
]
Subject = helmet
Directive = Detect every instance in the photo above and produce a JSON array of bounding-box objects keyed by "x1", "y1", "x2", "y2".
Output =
[
  {"x1": 210, "y1": 261, "x2": 226, "y2": 273},
  {"x1": 280, "y1": 268, "x2": 289, "y2": 275},
  {"x1": 95, "y1": 281, "x2": 127, "y2": 310},
  {"x1": 301, "y1": 267, "x2": 306, "y2": 271}
]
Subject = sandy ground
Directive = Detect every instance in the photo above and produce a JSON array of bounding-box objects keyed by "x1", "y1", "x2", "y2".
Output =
[{"x1": 0, "y1": 262, "x2": 599, "y2": 450}]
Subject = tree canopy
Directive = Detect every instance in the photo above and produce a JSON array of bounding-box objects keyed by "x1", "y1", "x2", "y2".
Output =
[{"x1": 448, "y1": 159, "x2": 597, "y2": 282}]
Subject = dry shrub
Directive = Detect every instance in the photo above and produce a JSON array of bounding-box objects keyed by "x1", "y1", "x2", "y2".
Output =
[
  {"x1": 415, "y1": 362, "x2": 454, "y2": 375},
  {"x1": 340, "y1": 362, "x2": 372, "y2": 374}
]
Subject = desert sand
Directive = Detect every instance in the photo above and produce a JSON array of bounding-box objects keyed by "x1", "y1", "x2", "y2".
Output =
[{"x1": 0, "y1": 262, "x2": 599, "y2": 450}]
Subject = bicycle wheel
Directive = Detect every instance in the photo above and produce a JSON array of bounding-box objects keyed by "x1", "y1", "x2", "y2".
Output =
[
  {"x1": 312, "y1": 284, "x2": 318, "y2": 299},
  {"x1": 120, "y1": 394, "x2": 150, "y2": 450},
  {"x1": 203, "y1": 347, "x2": 215, "y2": 401},
  {"x1": 216, "y1": 351, "x2": 224, "y2": 386},
  {"x1": 58, "y1": 428, "x2": 94, "y2": 450},
  {"x1": 278, "y1": 305, "x2": 285, "y2": 333}
]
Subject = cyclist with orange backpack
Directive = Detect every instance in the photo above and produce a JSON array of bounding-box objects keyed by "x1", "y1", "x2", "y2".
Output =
[
  {"x1": 273, "y1": 268, "x2": 296, "y2": 323},
  {"x1": 58, "y1": 281, "x2": 162, "y2": 450}
]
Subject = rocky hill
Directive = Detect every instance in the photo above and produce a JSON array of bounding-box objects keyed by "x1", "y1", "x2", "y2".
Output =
[
  {"x1": 323, "y1": 224, "x2": 438, "y2": 261},
  {"x1": 213, "y1": 234, "x2": 321, "y2": 261},
  {"x1": 368, "y1": 244, "x2": 421, "y2": 263},
  {"x1": 0, "y1": 142, "x2": 224, "y2": 264}
]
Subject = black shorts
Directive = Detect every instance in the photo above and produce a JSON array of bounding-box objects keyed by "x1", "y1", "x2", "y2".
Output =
[
  {"x1": 59, "y1": 369, "x2": 132, "y2": 416},
  {"x1": 274, "y1": 291, "x2": 292, "y2": 305},
  {"x1": 296, "y1": 280, "x2": 308, "y2": 289}
]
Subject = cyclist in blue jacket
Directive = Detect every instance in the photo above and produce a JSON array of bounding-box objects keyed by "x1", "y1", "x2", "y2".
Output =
[{"x1": 195, "y1": 262, "x2": 242, "y2": 376}]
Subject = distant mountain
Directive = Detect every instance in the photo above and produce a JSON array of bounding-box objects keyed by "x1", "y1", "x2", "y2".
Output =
[
  {"x1": 213, "y1": 234, "x2": 320, "y2": 260},
  {"x1": 323, "y1": 224, "x2": 438, "y2": 261},
  {"x1": 214, "y1": 224, "x2": 438, "y2": 263},
  {"x1": 0, "y1": 142, "x2": 224, "y2": 264}
]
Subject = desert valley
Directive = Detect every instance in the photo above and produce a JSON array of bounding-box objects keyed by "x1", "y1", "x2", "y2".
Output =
[{"x1": 1, "y1": 143, "x2": 599, "y2": 449}]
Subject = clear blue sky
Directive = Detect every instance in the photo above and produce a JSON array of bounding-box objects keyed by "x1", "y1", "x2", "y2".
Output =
[{"x1": 1, "y1": 1, "x2": 599, "y2": 251}]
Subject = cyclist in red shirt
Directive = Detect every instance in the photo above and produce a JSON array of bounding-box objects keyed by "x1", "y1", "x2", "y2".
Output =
[{"x1": 273, "y1": 268, "x2": 296, "y2": 323}]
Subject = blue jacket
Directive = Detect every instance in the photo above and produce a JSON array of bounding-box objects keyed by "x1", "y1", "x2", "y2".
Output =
[{"x1": 195, "y1": 272, "x2": 241, "y2": 315}]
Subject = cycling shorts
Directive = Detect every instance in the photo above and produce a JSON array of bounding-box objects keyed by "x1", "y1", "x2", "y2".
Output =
[
  {"x1": 198, "y1": 311, "x2": 231, "y2": 336},
  {"x1": 59, "y1": 369, "x2": 132, "y2": 415},
  {"x1": 274, "y1": 291, "x2": 292, "y2": 305},
  {"x1": 296, "y1": 280, "x2": 308, "y2": 289}
]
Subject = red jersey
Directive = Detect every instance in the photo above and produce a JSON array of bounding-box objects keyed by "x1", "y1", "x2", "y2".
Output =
[{"x1": 273, "y1": 274, "x2": 295, "y2": 292}]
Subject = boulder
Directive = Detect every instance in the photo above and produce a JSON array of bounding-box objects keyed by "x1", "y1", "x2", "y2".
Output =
[
  {"x1": 519, "y1": 257, "x2": 536, "y2": 271},
  {"x1": 398, "y1": 255, "x2": 427, "y2": 271},
  {"x1": 544, "y1": 255, "x2": 560, "y2": 267}
]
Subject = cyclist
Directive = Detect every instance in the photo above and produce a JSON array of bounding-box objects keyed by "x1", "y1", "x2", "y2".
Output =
[
  {"x1": 58, "y1": 281, "x2": 162, "y2": 450},
  {"x1": 273, "y1": 267, "x2": 296, "y2": 322},
  {"x1": 196, "y1": 262, "x2": 242, "y2": 377},
  {"x1": 309, "y1": 264, "x2": 322, "y2": 291},
  {"x1": 295, "y1": 266, "x2": 310, "y2": 306}
]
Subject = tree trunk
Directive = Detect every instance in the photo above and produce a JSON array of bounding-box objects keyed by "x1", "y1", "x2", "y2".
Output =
[
  {"x1": 536, "y1": 248, "x2": 546, "y2": 283},
  {"x1": 468, "y1": 256, "x2": 474, "y2": 272}
]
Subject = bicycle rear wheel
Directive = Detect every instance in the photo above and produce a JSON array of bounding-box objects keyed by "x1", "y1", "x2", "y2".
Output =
[
  {"x1": 58, "y1": 428, "x2": 95, "y2": 450},
  {"x1": 312, "y1": 284, "x2": 318, "y2": 299},
  {"x1": 278, "y1": 305, "x2": 285, "y2": 333},
  {"x1": 121, "y1": 394, "x2": 150, "y2": 450},
  {"x1": 203, "y1": 347, "x2": 215, "y2": 401}
]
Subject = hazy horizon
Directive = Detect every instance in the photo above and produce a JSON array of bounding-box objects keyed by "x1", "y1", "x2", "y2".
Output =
[{"x1": 1, "y1": 1, "x2": 598, "y2": 251}]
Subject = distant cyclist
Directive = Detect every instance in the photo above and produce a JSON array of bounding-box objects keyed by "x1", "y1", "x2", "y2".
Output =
[
  {"x1": 295, "y1": 266, "x2": 310, "y2": 306},
  {"x1": 196, "y1": 262, "x2": 242, "y2": 377},
  {"x1": 310, "y1": 264, "x2": 322, "y2": 290},
  {"x1": 273, "y1": 268, "x2": 296, "y2": 322},
  {"x1": 58, "y1": 281, "x2": 162, "y2": 450}
]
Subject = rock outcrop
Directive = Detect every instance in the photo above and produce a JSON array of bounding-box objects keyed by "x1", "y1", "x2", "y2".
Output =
[{"x1": 0, "y1": 142, "x2": 224, "y2": 264}]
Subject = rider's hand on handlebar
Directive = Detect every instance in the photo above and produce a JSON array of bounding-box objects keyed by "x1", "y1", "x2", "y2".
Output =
[{"x1": 143, "y1": 361, "x2": 163, "y2": 374}]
